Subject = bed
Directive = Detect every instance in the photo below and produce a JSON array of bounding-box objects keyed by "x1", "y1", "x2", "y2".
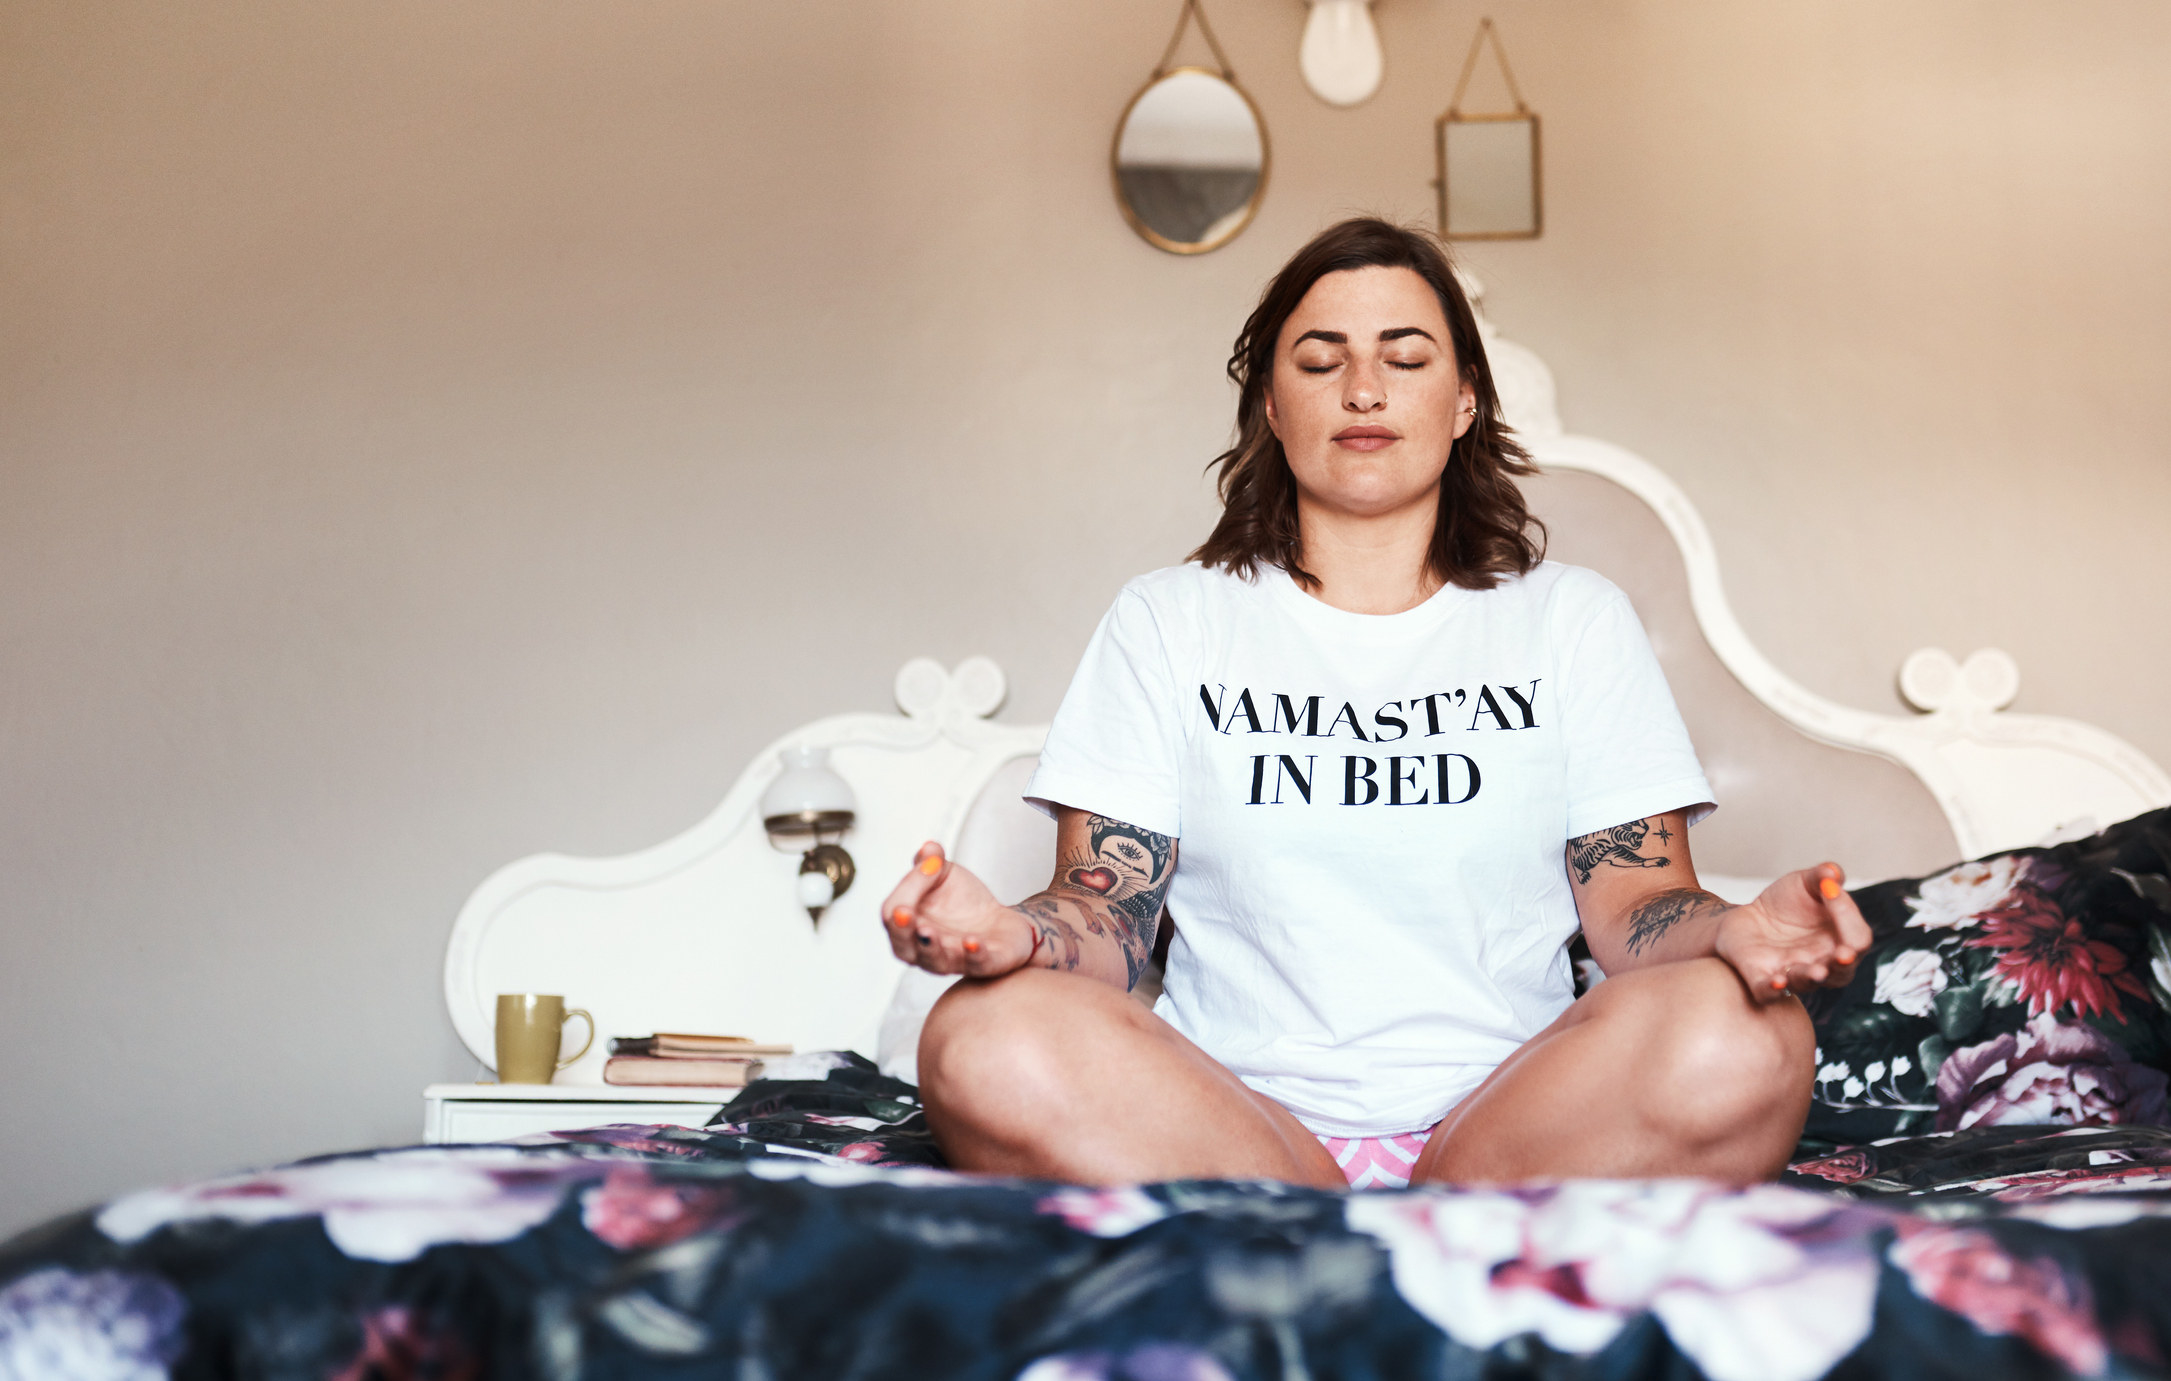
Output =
[{"x1": 5, "y1": 288, "x2": 2169, "y2": 1381}]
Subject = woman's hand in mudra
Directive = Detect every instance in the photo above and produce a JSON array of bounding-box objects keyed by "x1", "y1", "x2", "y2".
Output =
[
  {"x1": 1714, "y1": 865, "x2": 1875, "y2": 1001},
  {"x1": 880, "y1": 842, "x2": 1036, "y2": 978}
]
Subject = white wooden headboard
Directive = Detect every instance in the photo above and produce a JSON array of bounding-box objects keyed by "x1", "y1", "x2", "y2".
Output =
[
  {"x1": 441, "y1": 297, "x2": 2169, "y2": 1083},
  {"x1": 442, "y1": 658, "x2": 1045, "y2": 1084}
]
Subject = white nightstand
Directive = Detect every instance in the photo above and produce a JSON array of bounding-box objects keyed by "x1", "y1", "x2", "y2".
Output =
[{"x1": 422, "y1": 1082, "x2": 744, "y2": 1144}]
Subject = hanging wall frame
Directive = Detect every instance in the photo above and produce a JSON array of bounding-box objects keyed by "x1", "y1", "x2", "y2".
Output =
[
  {"x1": 1111, "y1": 0, "x2": 1270, "y2": 255},
  {"x1": 1434, "y1": 18, "x2": 1541, "y2": 240}
]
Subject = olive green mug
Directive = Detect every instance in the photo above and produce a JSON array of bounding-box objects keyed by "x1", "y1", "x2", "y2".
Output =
[{"x1": 494, "y1": 993, "x2": 595, "y2": 1084}]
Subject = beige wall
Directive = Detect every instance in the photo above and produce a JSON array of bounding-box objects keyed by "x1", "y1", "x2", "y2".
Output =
[{"x1": 2, "y1": 1, "x2": 2165, "y2": 1231}]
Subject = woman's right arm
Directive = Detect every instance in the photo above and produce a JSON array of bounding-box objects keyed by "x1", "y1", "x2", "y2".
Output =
[{"x1": 879, "y1": 807, "x2": 1177, "y2": 992}]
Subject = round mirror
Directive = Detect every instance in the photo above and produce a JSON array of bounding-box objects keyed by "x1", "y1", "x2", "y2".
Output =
[{"x1": 1112, "y1": 67, "x2": 1269, "y2": 255}]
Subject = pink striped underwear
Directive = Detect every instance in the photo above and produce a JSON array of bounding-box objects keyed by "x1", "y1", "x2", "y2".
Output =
[{"x1": 1317, "y1": 1129, "x2": 1434, "y2": 1190}]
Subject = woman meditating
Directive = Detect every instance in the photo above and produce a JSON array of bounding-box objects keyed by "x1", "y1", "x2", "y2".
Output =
[{"x1": 880, "y1": 217, "x2": 1869, "y2": 1190}]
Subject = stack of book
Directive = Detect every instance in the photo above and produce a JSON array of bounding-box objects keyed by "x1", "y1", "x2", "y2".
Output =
[{"x1": 602, "y1": 1032, "x2": 792, "y2": 1087}]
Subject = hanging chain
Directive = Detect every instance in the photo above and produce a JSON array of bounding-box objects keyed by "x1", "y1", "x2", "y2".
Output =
[
  {"x1": 1154, "y1": 0, "x2": 1236, "y2": 79},
  {"x1": 1447, "y1": 17, "x2": 1528, "y2": 116}
]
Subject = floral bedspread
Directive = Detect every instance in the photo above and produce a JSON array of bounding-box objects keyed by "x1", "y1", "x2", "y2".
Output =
[
  {"x1": 1800, "y1": 810, "x2": 2171, "y2": 1147},
  {"x1": 6, "y1": 1056, "x2": 2171, "y2": 1381}
]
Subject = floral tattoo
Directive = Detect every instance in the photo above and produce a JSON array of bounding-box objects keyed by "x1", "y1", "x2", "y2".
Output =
[{"x1": 1622, "y1": 888, "x2": 1726, "y2": 955}]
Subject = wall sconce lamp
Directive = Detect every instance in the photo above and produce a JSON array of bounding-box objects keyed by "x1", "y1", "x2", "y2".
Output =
[
  {"x1": 1300, "y1": 0, "x2": 1383, "y2": 107},
  {"x1": 760, "y1": 746, "x2": 856, "y2": 924}
]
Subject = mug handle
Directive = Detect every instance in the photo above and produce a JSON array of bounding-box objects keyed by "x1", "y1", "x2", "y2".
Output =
[{"x1": 557, "y1": 1008, "x2": 596, "y2": 1070}]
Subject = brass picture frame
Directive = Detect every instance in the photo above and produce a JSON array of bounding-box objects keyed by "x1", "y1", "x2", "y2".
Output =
[
  {"x1": 1432, "y1": 19, "x2": 1541, "y2": 242},
  {"x1": 1435, "y1": 111, "x2": 1542, "y2": 241}
]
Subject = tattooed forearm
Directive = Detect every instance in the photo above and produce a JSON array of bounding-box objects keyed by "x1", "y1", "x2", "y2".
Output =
[
  {"x1": 1025, "y1": 814, "x2": 1178, "y2": 991},
  {"x1": 1013, "y1": 896, "x2": 1088, "y2": 973},
  {"x1": 1622, "y1": 888, "x2": 1726, "y2": 955},
  {"x1": 1567, "y1": 817, "x2": 1676, "y2": 885}
]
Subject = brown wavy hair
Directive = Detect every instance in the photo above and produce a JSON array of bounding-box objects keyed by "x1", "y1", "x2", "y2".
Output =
[{"x1": 1189, "y1": 217, "x2": 1543, "y2": 591}]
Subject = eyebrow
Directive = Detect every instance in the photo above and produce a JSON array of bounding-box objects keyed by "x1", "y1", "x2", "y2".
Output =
[{"x1": 1291, "y1": 327, "x2": 1437, "y2": 346}]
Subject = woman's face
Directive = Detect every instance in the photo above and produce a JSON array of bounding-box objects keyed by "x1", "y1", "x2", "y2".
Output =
[{"x1": 1265, "y1": 265, "x2": 1475, "y2": 524}]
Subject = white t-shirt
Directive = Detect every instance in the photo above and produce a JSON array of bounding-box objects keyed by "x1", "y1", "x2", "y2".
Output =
[{"x1": 1023, "y1": 560, "x2": 1714, "y2": 1137}]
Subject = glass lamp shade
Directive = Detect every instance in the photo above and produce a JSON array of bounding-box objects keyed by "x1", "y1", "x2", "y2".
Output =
[
  {"x1": 796, "y1": 870, "x2": 836, "y2": 910},
  {"x1": 760, "y1": 746, "x2": 856, "y2": 844},
  {"x1": 1299, "y1": 0, "x2": 1383, "y2": 107}
]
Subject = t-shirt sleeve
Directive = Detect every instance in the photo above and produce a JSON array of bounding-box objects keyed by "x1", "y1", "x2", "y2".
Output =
[
  {"x1": 1022, "y1": 585, "x2": 1185, "y2": 839},
  {"x1": 1556, "y1": 584, "x2": 1715, "y2": 839}
]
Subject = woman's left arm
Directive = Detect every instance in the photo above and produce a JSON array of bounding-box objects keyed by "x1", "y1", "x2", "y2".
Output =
[{"x1": 1566, "y1": 809, "x2": 1875, "y2": 1000}]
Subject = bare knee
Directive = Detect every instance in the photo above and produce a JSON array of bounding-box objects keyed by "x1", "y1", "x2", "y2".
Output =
[
  {"x1": 918, "y1": 970, "x2": 1129, "y2": 1159},
  {"x1": 1602, "y1": 958, "x2": 1814, "y2": 1154},
  {"x1": 919, "y1": 970, "x2": 1066, "y2": 1104}
]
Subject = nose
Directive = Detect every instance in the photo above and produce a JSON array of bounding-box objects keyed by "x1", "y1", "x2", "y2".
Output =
[{"x1": 1343, "y1": 358, "x2": 1386, "y2": 413}]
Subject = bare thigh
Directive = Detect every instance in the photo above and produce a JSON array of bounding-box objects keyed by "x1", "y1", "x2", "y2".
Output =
[
  {"x1": 917, "y1": 968, "x2": 1344, "y2": 1189},
  {"x1": 1411, "y1": 956, "x2": 1815, "y2": 1185}
]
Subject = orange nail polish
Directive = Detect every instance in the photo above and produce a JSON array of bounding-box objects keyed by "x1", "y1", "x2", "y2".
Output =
[
  {"x1": 920, "y1": 856, "x2": 942, "y2": 876},
  {"x1": 891, "y1": 906, "x2": 912, "y2": 927},
  {"x1": 963, "y1": 938, "x2": 980, "y2": 954},
  {"x1": 1819, "y1": 876, "x2": 1843, "y2": 900}
]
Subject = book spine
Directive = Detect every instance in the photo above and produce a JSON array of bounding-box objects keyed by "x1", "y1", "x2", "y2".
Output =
[{"x1": 601, "y1": 1056, "x2": 761, "y2": 1087}]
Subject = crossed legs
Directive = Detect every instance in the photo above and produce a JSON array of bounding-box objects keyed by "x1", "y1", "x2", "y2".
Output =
[
  {"x1": 1410, "y1": 957, "x2": 1814, "y2": 1184},
  {"x1": 917, "y1": 967, "x2": 1344, "y2": 1187},
  {"x1": 918, "y1": 956, "x2": 1813, "y2": 1187}
]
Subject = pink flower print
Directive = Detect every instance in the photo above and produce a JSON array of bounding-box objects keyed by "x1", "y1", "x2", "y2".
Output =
[
  {"x1": 1348, "y1": 1181, "x2": 1888, "y2": 1381},
  {"x1": 1036, "y1": 1186, "x2": 1169, "y2": 1238},
  {"x1": 1890, "y1": 1221, "x2": 2108, "y2": 1375},
  {"x1": 580, "y1": 1166, "x2": 743, "y2": 1252},
  {"x1": 1986, "y1": 1165, "x2": 2171, "y2": 1205},
  {"x1": 1789, "y1": 1150, "x2": 1874, "y2": 1185},
  {"x1": 1936, "y1": 1013, "x2": 2170, "y2": 1132},
  {"x1": 96, "y1": 1147, "x2": 600, "y2": 1263},
  {"x1": 329, "y1": 1305, "x2": 477, "y2": 1381}
]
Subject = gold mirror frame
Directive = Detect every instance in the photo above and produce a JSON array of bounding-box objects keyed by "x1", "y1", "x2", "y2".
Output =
[
  {"x1": 1111, "y1": 0, "x2": 1271, "y2": 257},
  {"x1": 1432, "y1": 19, "x2": 1542, "y2": 242}
]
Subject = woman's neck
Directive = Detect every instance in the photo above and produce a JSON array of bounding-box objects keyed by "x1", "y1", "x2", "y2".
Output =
[{"x1": 1292, "y1": 492, "x2": 1442, "y2": 615}]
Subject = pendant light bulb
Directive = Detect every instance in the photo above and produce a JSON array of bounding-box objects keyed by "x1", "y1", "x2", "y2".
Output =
[{"x1": 1300, "y1": 0, "x2": 1383, "y2": 107}]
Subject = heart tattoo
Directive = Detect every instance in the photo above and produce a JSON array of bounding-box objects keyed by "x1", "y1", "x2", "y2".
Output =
[{"x1": 1068, "y1": 867, "x2": 1118, "y2": 894}]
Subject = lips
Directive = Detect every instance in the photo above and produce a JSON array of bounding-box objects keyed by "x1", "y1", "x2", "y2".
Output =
[{"x1": 1333, "y1": 425, "x2": 1399, "y2": 451}]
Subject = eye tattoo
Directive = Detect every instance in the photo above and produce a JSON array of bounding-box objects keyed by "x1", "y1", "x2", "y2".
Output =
[{"x1": 1033, "y1": 815, "x2": 1179, "y2": 992}]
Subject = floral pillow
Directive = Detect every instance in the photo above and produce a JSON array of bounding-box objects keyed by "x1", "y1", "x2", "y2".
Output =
[{"x1": 1801, "y1": 806, "x2": 2171, "y2": 1145}]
